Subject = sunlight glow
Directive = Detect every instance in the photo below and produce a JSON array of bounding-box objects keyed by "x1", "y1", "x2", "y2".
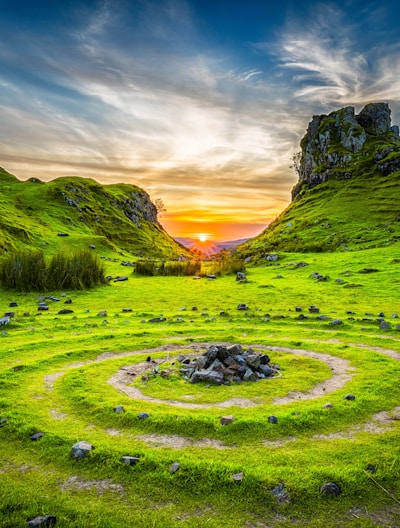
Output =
[{"x1": 198, "y1": 233, "x2": 208, "y2": 242}]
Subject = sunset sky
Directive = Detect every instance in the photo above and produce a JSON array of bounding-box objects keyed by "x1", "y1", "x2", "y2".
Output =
[{"x1": 1, "y1": 0, "x2": 400, "y2": 241}]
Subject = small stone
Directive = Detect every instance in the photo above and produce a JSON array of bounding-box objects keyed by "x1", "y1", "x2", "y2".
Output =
[
  {"x1": 137, "y1": 412, "x2": 150, "y2": 419},
  {"x1": 366, "y1": 464, "x2": 377, "y2": 474},
  {"x1": 0, "y1": 418, "x2": 8, "y2": 424},
  {"x1": 113, "y1": 406, "x2": 125, "y2": 414},
  {"x1": 120, "y1": 456, "x2": 140, "y2": 466},
  {"x1": 320, "y1": 482, "x2": 341, "y2": 497},
  {"x1": 27, "y1": 515, "x2": 57, "y2": 527},
  {"x1": 295, "y1": 306, "x2": 302, "y2": 312},
  {"x1": 323, "y1": 403, "x2": 333, "y2": 409},
  {"x1": 308, "y1": 305, "x2": 320, "y2": 313},
  {"x1": 30, "y1": 432, "x2": 44, "y2": 441},
  {"x1": 220, "y1": 415, "x2": 235, "y2": 425},
  {"x1": 380, "y1": 320, "x2": 391, "y2": 330},
  {"x1": 122, "y1": 308, "x2": 132, "y2": 312},
  {"x1": 271, "y1": 483, "x2": 290, "y2": 504},
  {"x1": 232, "y1": 472, "x2": 244, "y2": 481},
  {"x1": 330, "y1": 319, "x2": 343, "y2": 325},
  {"x1": 98, "y1": 310, "x2": 107, "y2": 317},
  {"x1": 70, "y1": 441, "x2": 93, "y2": 459},
  {"x1": 237, "y1": 303, "x2": 248, "y2": 310},
  {"x1": 9, "y1": 301, "x2": 18, "y2": 307},
  {"x1": 344, "y1": 394, "x2": 356, "y2": 401},
  {"x1": 170, "y1": 462, "x2": 180, "y2": 473},
  {"x1": 57, "y1": 309, "x2": 74, "y2": 315},
  {"x1": 268, "y1": 415, "x2": 278, "y2": 424}
]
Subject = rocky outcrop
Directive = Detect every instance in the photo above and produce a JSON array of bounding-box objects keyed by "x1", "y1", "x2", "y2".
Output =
[{"x1": 292, "y1": 102, "x2": 400, "y2": 199}]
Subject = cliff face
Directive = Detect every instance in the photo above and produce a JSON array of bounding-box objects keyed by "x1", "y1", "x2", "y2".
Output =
[{"x1": 293, "y1": 102, "x2": 400, "y2": 199}]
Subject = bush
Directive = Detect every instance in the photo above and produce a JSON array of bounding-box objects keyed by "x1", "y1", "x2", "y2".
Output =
[
  {"x1": 0, "y1": 249, "x2": 106, "y2": 291},
  {"x1": 0, "y1": 250, "x2": 46, "y2": 291},
  {"x1": 207, "y1": 255, "x2": 245, "y2": 276},
  {"x1": 135, "y1": 260, "x2": 201, "y2": 277},
  {"x1": 47, "y1": 250, "x2": 107, "y2": 290}
]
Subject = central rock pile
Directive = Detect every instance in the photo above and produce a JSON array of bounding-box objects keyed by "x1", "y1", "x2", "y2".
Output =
[{"x1": 178, "y1": 344, "x2": 278, "y2": 385}]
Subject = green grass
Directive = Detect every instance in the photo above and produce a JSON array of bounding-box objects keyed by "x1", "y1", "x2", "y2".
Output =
[{"x1": 1, "y1": 246, "x2": 400, "y2": 526}]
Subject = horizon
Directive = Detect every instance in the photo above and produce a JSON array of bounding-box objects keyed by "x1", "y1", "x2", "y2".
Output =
[{"x1": 1, "y1": 0, "x2": 400, "y2": 240}]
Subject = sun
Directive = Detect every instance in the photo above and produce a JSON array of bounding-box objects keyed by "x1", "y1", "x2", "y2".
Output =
[{"x1": 198, "y1": 233, "x2": 208, "y2": 242}]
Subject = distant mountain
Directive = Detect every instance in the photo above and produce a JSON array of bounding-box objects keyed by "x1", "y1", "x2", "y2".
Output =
[
  {"x1": 0, "y1": 167, "x2": 187, "y2": 259},
  {"x1": 175, "y1": 237, "x2": 249, "y2": 254},
  {"x1": 239, "y1": 102, "x2": 400, "y2": 256}
]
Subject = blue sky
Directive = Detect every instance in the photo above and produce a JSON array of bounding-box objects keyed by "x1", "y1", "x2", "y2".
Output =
[{"x1": 1, "y1": 0, "x2": 400, "y2": 239}]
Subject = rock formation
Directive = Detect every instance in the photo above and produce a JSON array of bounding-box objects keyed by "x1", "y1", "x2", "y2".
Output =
[{"x1": 292, "y1": 102, "x2": 400, "y2": 199}]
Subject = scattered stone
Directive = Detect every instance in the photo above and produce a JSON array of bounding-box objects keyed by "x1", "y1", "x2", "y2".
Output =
[
  {"x1": 114, "y1": 276, "x2": 128, "y2": 282},
  {"x1": 64, "y1": 299, "x2": 72, "y2": 304},
  {"x1": 297, "y1": 313, "x2": 308, "y2": 320},
  {"x1": 98, "y1": 311, "x2": 107, "y2": 317},
  {"x1": 38, "y1": 305, "x2": 49, "y2": 311},
  {"x1": 57, "y1": 309, "x2": 74, "y2": 315},
  {"x1": 344, "y1": 394, "x2": 356, "y2": 401},
  {"x1": 295, "y1": 306, "x2": 303, "y2": 312},
  {"x1": 57, "y1": 232, "x2": 69, "y2": 237},
  {"x1": 330, "y1": 319, "x2": 343, "y2": 325},
  {"x1": 268, "y1": 415, "x2": 278, "y2": 424},
  {"x1": 4, "y1": 311, "x2": 14, "y2": 318},
  {"x1": 9, "y1": 301, "x2": 17, "y2": 307},
  {"x1": 323, "y1": 403, "x2": 333, "y2": 409},
  {"x1": 137, "y1": 412, "x2": 150, "y2": 419},
  {"x1": 271, "y1": 483, "x2": 290, "y2": 504},
  {"x1": 70, "y1": 441, "x2": 93, "y2": 459},
  {"x1": 366, "y1": 464, "x2": 377, "y2": 474},
  {"x1": 13, "y1": 365, "x2": 25, "y2": 371},
  {"x1": 27, "y1": 515, "x2": 57, "y2": 527},
  {"x1": 220, "y1": 415, "x2": 235, "y2": 425},
  {"x1": 89, "y1": 244, "x2": 96, "y2": 249},
  {"x1": 232, "y1": 472, "x2": 244, "y2": 482},
  {"x1": 113, "y1": 406, "x2": 125, "y2": 414},
  {"x1": 0, "y1": 316, "x2": 10, "y2": 325},
  {"x1": 308, "y1": 305, "x2": 320, "y2": 313},
  {"x1": 23, "y1": 312, "x2": 30, "y2": 317},
  {"x1": 392, "y1": 313, "x2": 399, "y2": 319},
  {"x1": 237, "y1": 303, "x2": 248, "y2": 310},
  {"x1": 265, "y1": 253, "x2": 278, "y2": 261},
  {"x1": 148, "y1": 317, "x2": 166, "y2": 323},
  {"x1": 380, "y1": 320, "x2": 392, "y2": 330},
  {"x1": 359, "y1": 267, "x2": 379, "y2": 273},
  {"x1": 236, "y1": 272, "x2": 246, "y2": 281},
  {"x1": 207, "y1": 274, "x2": 217, "y2": 280},
  {"x1": 316, "y1": 315, "x2": 330, "y2": 321},
  {"x1": 191, "y1": 306, "x2": 198, "y2": 311},
  {"x1": 122, "y1": 308, "x2": 132, "y2": 312},
  {"x1": 30, "y1": 432, "x2": 44, "y2": 441},
  {"x1": 170, "y1": 462, "x2": 180, "y2": 473},
  {"x1": 275, "y1": 274, "x2": 283, "y2": 278},
  {"x1": 120, "y1": 455, "x2": 140, "y2": 466},
  {"x1": 320, "y1": 482, "x2": 341, "y2": 497}
]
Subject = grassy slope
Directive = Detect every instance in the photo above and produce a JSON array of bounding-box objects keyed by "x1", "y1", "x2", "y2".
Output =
[
  {"x1": 1, "y1": 246, "x2": 400, "y2": 527},
  {"x1": 0, "y1": 168, "x2": 186, "y2": 259},
  {"x1": 240, "y1": 135, "x2": 400, "y2": 255}
]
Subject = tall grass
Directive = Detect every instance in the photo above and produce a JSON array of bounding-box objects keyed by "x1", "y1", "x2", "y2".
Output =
[
  {"x1": 0, "y1": 249, "x2": 106, "y2": 291},
  {"x1": 135, "y1": 259, "x2": 201, "y2": 276}
]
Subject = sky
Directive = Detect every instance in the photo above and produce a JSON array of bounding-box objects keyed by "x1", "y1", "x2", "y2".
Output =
[{"x1": 1, "y1": 0, "x2": 400, "y2": 241}]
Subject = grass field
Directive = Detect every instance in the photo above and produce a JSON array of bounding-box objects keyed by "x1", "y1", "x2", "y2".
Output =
[{"x1": 1, "y1": 245, "x2": 400, "y2": 527}]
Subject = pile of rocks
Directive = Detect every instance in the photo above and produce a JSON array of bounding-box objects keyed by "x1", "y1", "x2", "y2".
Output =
[{"x1": 178, "y1": 344, "x2": 279, "y2": 385}]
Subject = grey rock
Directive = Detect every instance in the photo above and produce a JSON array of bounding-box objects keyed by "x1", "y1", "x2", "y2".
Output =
[
  {"x1": 308, "y1": 305, "x2": 320, "y2": 313},
  {"x1": 170, "y1": 462, "x2": 180, "y2": 473},
  {"x1": 271, "y1": 483, "x2": 290, "y2": 504},
  {"x1": 57, "y1": 309, "x2": 74, "y2": 315},
  {"x1": 380, "y1": 320, "x2": 392, "y2": 330},
  {"x1": 236, "y1": 272, "x2": 246, "y2": 281},
  {"x1": 30, "y1": 432, "x2": 44, "y2": 441},
  {"x1": 27, "y1": 516, "x2": 57, "y2": 527},
  {"x1": 9, "y1": 301, "x2": 17, "y2": 307},
  {"x1": 70, "y1": 441, "x2": 93, "y2": 459},
  {"x1": 120, "y1": 456, "x2": 140, "y2": 466},
  {"x1": 113, "y1": 405, "x2": 125, "y2": 414},
  {"x1": 330, "y1": 319, "x2": 343, "y2": 325},
  {"x1": 344, "y1": 394, "x2": 356, "y2": 401},
  {"x1": 137, "y1": 412, "x2": 150, "y2": 419},
  {"x1": 237, "y1": 303, "x2": 249, "y2": 310},
  {"x1": 320, "y1": 482, "x2": 341, "y2": 497},
  {"x1": 220, "y1": 415, "x2": 235, "y2": 425},
  {"x1": 268, "y1": 415, "x2": 278, "y2": 424},
  {"x1": 148, "y1": 317, "x2": 166, "y2": 323},
  {"x1": 232, "y1": 472, "x2": 244, "y2": 481}
]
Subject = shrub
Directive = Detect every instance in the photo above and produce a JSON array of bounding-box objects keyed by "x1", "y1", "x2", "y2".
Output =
[
  {"x1": 47, "y1": 250, "x2": 107, "y2": 289},
  {"x1": 0, "y1": 249, "x2": 106, "y2": 291},
  {"x1": 135, "y1": 260, "x2": 201, "y2": 277},
  {"x1": 207, "y1": 255, "x2": 245, "y2": 276},
  {"x1": 0, "y1": 250, "x2": 46, "y2": 291}
]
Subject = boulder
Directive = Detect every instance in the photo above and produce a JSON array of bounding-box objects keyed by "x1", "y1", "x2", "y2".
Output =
[{"x1": 70, "y1": 441, "x2": 93, "y2": 459}]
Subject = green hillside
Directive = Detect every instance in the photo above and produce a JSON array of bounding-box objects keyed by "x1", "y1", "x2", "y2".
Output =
[
  {"x1": 0, "y1": 168, "x2": 187, "y2": 259},
  {"x1": 239, "y1": 103, "x2": 400, "y2": 256}
]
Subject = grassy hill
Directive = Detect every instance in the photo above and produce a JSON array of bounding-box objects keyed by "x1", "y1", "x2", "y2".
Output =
[
  {"x1": 239, "y1": 104, "x2": 400, "y2": 257},
  {"x1": 0, "y1": 167, "x2": 187, "y2": 259}
]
